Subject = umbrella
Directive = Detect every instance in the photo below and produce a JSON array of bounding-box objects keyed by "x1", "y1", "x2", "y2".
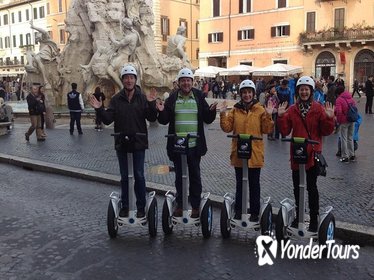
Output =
[
  {"x1": 193, "y1": 66, "x2": 226, "y2": 78},
  {"x1": 252, "y1": 63, "x2": 303, "y2": 77},
  {"x1": 219, "y1": 65, "x2": 259, "y2": 76}
]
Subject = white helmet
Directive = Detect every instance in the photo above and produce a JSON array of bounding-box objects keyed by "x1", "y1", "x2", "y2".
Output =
[
  {"x1": 239, "y1": 79, "x2": 256, "y2": 92},
  {"x1": 177, "y1": 68, "x2": 194, "y2": 81},
  {"x1": 296, "y1": 76, "x2": 315, "y2": 90},
  {"x1": 121, "y1": 65, "x2": 137, "y2": 79}
]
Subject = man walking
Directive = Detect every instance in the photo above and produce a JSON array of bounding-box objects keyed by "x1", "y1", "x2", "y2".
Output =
[
  {"x1": 25, "y1": 85, "x2": 45, "y2": 142},
  {"x1": 67, "y1": 83, "x2": 84, "y2": 135}
]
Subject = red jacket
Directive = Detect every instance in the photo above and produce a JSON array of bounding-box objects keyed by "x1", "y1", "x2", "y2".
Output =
[
  {"x1": 277, "y1": 101, "x2": 334, "y2": 171},
  {"x1": 335, "y1": 91, "x2": 356, "y2": 124}
]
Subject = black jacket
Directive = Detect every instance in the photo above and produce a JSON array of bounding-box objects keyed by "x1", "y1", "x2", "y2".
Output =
[
  {"x1": 157, "y1": 88, "x2": 217, "y2": 161},
  {"x1": 97, "y1": 86, "x2": 157, "y2": 150},
  {"x1": 365, "y1": 80, "x2": 374, "y2": 97},
  {"x1": 26, "y1": 93, "x2": 42, "y2": 115}
]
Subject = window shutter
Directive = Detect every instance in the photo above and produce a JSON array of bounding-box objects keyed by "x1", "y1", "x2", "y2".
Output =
[
  {"x1": 237, "y1": 30, "x2": 241, "y2": 40},
  {"x1": 285, "y1": 25, "x2": 290, "y2": 36},
  {"x1": 219, "y1": 32, "x2": 223, "y2": 42},
  {"x1": 271, "y1": 27, "x2": 276, "y2": 37},
  {"x1": 247, "y1": 0, "x2": 251, "y2": 12},
  {"x1": 250, "y1": 29, "x2": 255, "y2": 39},
  {"x1": 239, "y1": 0, "x2": 243, "y2": 13},
  {"x1": 208, "y1": 33, "x2": 212, "y2": 43},
  {"x1": 167, "y1": 18, "x2": 170, "y2": 35}
]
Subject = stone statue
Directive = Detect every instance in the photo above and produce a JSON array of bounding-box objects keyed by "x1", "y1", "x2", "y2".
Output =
[
  {"x1": 167, "y1": 25, "x2": 190, "y2": 65},
  {"x1": 80, "y1": 17, "x2": 141, "y2": 90},
  {"x1": 25, "y1": 21, "x2": 60, "y2": 87}
]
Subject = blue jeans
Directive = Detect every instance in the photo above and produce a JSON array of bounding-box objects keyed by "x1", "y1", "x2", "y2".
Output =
[
  {"x1": 173, "y1": 148, "x2": 202, "y2": 209},
  {"x1": 116, "y1": 150, "x2": 146, "y2": 210},
  {"x1": 234, "y1": 167, "x2": 261, "y2": 215}
]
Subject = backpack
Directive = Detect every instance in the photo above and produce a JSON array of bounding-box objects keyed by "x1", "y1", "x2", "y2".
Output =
[{"x1": 344, "y1": 99, "x2": 359, "y2": 122}]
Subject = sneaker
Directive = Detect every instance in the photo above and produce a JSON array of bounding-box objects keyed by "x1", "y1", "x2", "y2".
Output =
[
  {"x1": 25, "y1": 133, "x2": 29, "y2": 141},
  {"x1": 37, "y1": 138, "x2": 46, "y2": 142},
  {"x1": 249, "y1": 214, "x2": 259, "y2": 222},
  {"x1": 119, "y1": 208, "x2": 129, "y2": 217},
  {"x1": 173, "y1": 208, "x2": 183, "y2": 217},
  {"x1": 335, "y1": 151, "x2": 341, "y2": 157},
  {"x1": 191, "y1": 208, "x2": 199, "y2": 218},
  {"x1": 136, "y1": 209, "x2": 145, "y2": 218},
  {"x1": 340, "y1": 157, "x2": 349, "y2": 163},
  {"x1": 78, "y1": 131, "x2": 83, "y2": 135},
  {"x1": 349, "y1": 156, "x2": 356, "y2": 162}
]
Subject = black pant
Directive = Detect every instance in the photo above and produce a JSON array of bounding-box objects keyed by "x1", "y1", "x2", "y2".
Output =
[
  {"x1": 95, "y1": 111, "x2": 103, "y2": 127},
  {"x1": 352, "y1": 88, "x2": 361, "y2": 98},
  {"x1": 366, "y1": 95, "x2": 373, "y2": 113},
  {"x1": 292, "y1": 165, "x2": 319, "y2": 218},
  {"x1": 173, "y1": 148, "x2": 202, "y2": 209},
  {"x1": 40, "y1": 113, "x2": 45, "y2": 129},
  {"x1": 69, "y1": 111, "x2": 82, "y2": 133}
]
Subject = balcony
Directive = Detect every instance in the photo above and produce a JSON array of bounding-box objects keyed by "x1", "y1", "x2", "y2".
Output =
[{"x1": 300, "y1": 26, "x2": 374, "y2": 50}]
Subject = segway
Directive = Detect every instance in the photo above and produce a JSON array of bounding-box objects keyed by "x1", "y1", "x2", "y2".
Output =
[
  {"x1": 220, "y1": 134, "x2": 273, "y2": 238},
  {"x1": 275, "y1": 137, "x2": 335, "y2": 247},
  {"x1": 162, "y1": 133, "x2": 213, "y2": 238},
  {"x1": 107, "y1": 132, "x2": 158, "y2": 238}
]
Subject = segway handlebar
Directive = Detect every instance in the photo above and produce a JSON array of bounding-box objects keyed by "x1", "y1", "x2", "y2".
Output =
[
  {"x1": 227, "y1": 134, "x2": 262, "y2": 141},
  {"x1": 110, "y1": 132, "x2": 147, "y2": 137},
  {"x1": 281, "y1": 137, "x2": 319, "y2": 145},
  {"x1": 165, "y1": 134, "x2": 200, "y2": 139}
]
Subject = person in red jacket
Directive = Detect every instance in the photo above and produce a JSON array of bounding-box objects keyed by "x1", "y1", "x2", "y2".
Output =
[{"x1": 277, "y1": 76, "x2": 335, "y2": 232}]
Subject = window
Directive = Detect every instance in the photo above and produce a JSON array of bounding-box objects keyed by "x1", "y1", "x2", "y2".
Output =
[
  {"x1": 33, "y1": 7, "x2": 38, "y2": 19},
  {"x1": 239, "y1": 0, "x2": 251, "y2": 13},
  {"x1": 196, "y1": 48, "x2": 199, "y2": 59},
  {"x1": 213, "y1": 0, "x2": 220, "y2": 17},
  {"x1": 238, "y1": 29, "x2": 255, "y2": 40},
  {"x1": 46, "y1": 3, "x2": 50, "y2": 15},
  {"x1": 0, "y1": 17, "x2": 1, "y2": 26},
  {"x1": 39, "y1": 6, "x2": 45, "y2": 18},
  {"x1": 11, "y1": 12, "x2": 15, "y2": 24},
  {"x1": 48, "y1": 31, "x2": 53, "y2": 40},
  {"x1": 306, "y1": 12, "x2": 315, "y2": 33},
  {"x1": 59, "y1": 29, "x2": 66, "y2": 44},
  {"x1": 19, "y1": 34, "x2": 24, "y2": 46},
  {"x1": 179, "y1": 19, "x2": 188, "y2": 37},
  {"x1": 6, "y1": 57, "x2": 10, "y2": 65},
  {"x1": 26, "y1": 33, "x2": 31, "y2": 45},
  {"x1": 278, "y1": 0, "x2": 287, "y2": 8},
  {"x1": 334, "y1": 8, "x2": 345, "y2": 31},
  {"x1": 18, "y1": 11, "x2": 22, "y2": 22},
  {"x1": 26, "y1": 9, "x2": 29, "y2": 21},
  {"x1": 0, "y1": 58, "x2": 3, "y2": 66},
  {"x1": 0, "y1": 38, "x2": 3, "y2": 49},
  {"x1": 58, "y1": 0, "x2": 63, "y2": 13},
  {"x1": 5, "y1": 36, "x2": 10, "y2": 48},
  {"x1": 13, "y1": 35, "x2": 16, "y2": 47},
  {"x1": 208, "y1": 32, "x2": 223, "y2": 43},
  {"x1": 21, "y1": 56, "x2": 24, "y2": 65},
  {"x1": 274, "y1": 59, "x2": 287, "y2": 64},
  {"x1": 161, "y1": 16, "x2": 169, "y2": 41},
  {"x1": 14, "y1": 56, "x2": 18, "y2": 65},
  {"x1": 4, "y1": 14, "x2": 8, "y2": 25},
  {"x1": 271, "y1": 25, "x2": 290, "y2": 37},
  {"x1": 196, "y1": 21, "x2": 199, "y2": 39}
]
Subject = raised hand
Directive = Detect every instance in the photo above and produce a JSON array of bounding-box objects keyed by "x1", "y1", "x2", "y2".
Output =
[
  {"x1": 277, "y1": 102, "x2": 288, "y2": 117},
  {"x1": 218, "y1": 100, "x2": 228, "y2": 113},
  {"x1": 265, "y1": 100, "x2": 274, "y2": 115},
  {"x1": 156, "y1": 98, "x2": 164, "y2": 111},
  {"x1": 209, "y1": 101, "x2": 218, "y2": 111},
  {"x1": 89, "y1": 94, "x2": 102, "y2": 109},
  {"x1": 325, "y1": 102, "x2": 334, "y2": 118}
]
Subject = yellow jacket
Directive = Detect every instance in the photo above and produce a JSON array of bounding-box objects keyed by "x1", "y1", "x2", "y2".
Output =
[{"x1": 220, "y1": 101, "x2": 274, "y2": 168}]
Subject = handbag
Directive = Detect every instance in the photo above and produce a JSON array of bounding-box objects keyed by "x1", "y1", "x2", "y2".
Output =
[{"x1": 299, "y1": 114, "x2": 328, "y2": 176}]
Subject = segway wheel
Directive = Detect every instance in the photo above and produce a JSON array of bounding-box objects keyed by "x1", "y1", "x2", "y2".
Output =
[
  {"x1": 318, "y1": 213, "x2": 335, "y2": 257},
  {"x1": 275, "y1": 208, "x2": 288, "y2": 242},
  {"x1": 220, "y1": 203, "x2": 231, "y2": 239},
  {"x1": 107, "y1": 201, "x2": 118, "y2": 239},
  {"x1": 162, "y1": 200, "x2": 173, "y2": 234},
  {"x1": 148, "y1": 198, "x2": 158, "y2": 237},
  {"x1": 260, "y1": 204, "x2": 273, "y2": 236},
  {"x1": 201, "y1": 199, "x2": 213, "y2": 238}
]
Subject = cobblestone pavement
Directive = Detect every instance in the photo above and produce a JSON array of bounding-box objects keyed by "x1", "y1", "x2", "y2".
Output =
[
  {"x1": 0, "y1": 98, "x2": 373, "y2": 227},
  {"x1": 1, "y1": 164, "x2": 373, "y2": 280}
]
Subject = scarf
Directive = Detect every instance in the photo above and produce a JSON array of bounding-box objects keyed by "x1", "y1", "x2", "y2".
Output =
[{"x1": 298, "y1": 101, "x2": 311, "y2": 119}]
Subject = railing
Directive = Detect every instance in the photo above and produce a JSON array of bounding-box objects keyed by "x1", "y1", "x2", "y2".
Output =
[{"x1": 300, "y1": 27, "x2": 374, "y2": 44}]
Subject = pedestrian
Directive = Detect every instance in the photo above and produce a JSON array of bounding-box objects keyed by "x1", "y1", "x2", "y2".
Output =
[
  {"x1": 336, "y1": 113, "x2": 361, "y2": 158},
  {"x1": 25, "y1": 85, "x2": 45, "y2": 142},
  {"x1": 313, "y1": 80, "x2": 325, "y2": 105},
  {"x1": 220, "y1": 79, "x2": 274, "y2": 221},
  {"x1": 67, "y1": 83, "x2": 84, "y2": 135},
  {"x1": 277, "y1": 76, "x2": 335, "y2": 232},
  {"x1": 351, "y1": 79, "x2": 361, "y2": 98},
  {"x1": 92, "y1": 86, "x2": 106, "y2": 131},
  {"x1": 265, "y1": 86, "x2": 280, "y2": 140},
  {"x1": 334, "y1": 86, "x2": 356, "y2": 162},
  {"x1": 276, "y1": 79, "x2": 291, "y2": 106},
  {"x1": 89, "y1": 65, "x2": 158, "y2": 218},
  {"x1": 326, "y1": 75, "x2": 337, "y2": 105},
  {"x1": 156, "y1": 67, "x2": 218, "y2": 218},
  {"x1": 38, "y1": 85, "x2": 47, "y2": 137},
  {"x1": 364, "y1": 75, "x2": 373, "y2": 114}
]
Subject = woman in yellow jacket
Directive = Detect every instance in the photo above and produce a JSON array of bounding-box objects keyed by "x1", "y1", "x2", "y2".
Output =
[{"x1": 220, "y1": 79, "x2": 274, "y2": 221}]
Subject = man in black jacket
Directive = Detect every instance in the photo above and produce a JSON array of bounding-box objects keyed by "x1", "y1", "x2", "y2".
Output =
[
  {"x1": 89, "y1": 65, "x2": 157, "y2": 218},
  {"x1": 156, "y1": 68, "x2": 217, "y2": 218},
  {"x1": 67, "y1": 83, "x2": 84, "y2": 135},
  {"x1": 25, "y1": 85, "x2": 44, "y2": 141},
  {"x1": 365, "y1": 75, "x2": 374, "y2": 114}
]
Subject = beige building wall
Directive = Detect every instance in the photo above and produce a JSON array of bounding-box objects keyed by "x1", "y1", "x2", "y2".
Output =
[
  {"x1": 46, "y1": 0, "x2": 71, "y2": 51},
  {"x1": 159, "y1": 0, "x2": 200, "y2": 68}
]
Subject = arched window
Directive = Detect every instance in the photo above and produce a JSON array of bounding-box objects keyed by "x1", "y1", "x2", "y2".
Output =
[
  {"x1": 315, "y1": 51, "x2": 336, "y2": 80},
  {"x1": 354, "y1": 49, "x2": 374, "y2": 83}
]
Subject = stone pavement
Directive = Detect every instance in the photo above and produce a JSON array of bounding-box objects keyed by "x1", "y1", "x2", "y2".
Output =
[{"x1": 0, "y1": 97, "x2": 373, "y2": 243}]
